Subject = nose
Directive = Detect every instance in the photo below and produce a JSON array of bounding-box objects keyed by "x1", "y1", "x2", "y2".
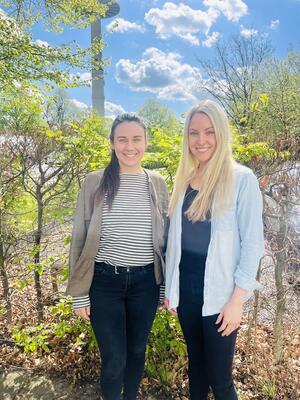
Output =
[
  {"x1": 197, "y1": 133, "x2": 206, "y2": 145},
  {"x1": 125, "y1": 141, "x2": 134, "y2": 151}
]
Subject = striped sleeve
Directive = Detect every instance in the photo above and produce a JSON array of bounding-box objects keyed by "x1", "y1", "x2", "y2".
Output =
[
  {"x1": 72, "y1": 295, "x2": 90, "y2": 309},
  {"x1": 159, "y1": 284, "x2": 165, "y2": 304}
]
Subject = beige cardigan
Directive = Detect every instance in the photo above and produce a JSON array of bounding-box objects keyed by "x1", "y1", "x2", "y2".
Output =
[{"x1": 66, "y1": 169, "x2": 169, "y2": 298}]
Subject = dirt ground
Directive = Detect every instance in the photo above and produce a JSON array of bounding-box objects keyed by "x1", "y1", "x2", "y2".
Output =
[{"x1": 0, "y1": 368, "x2": 160, "y2": 400}]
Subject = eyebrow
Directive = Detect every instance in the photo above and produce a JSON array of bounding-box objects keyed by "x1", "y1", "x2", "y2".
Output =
[
  {"x1": 189, "y1": 127, "x2": 214, "y2": 132},
  {"x1": 116, "y1": 135, "x2": 143, "y2": 138}
]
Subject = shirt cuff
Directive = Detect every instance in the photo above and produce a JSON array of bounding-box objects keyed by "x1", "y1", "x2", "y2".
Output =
[
  {"x1": 234, "y1": 269, "x2": 263, "y2": 294},
  {"x1": 72, "y1": 295, "x2": 90, "y2": 309},
  {"x1": 159, "y1": 284, "x2": 165, "y2": 304}
]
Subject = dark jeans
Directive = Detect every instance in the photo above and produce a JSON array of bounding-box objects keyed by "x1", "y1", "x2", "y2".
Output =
[
  {"x1": 178, "y1": 253, "x2": 238, "y2": 400},
  {"x1": 89, "y1": 262, "x2": 159, "y2": 400}
]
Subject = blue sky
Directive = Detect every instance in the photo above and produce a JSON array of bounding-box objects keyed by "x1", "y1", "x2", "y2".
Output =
[{"x1": 30, "y1": 0, "x2": 300, "y2": 117}]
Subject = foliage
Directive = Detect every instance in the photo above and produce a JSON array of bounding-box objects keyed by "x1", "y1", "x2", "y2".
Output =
[
  {"x1": 139, "y1": 98, "x2": 183, "y2": 135},
  {"x1": 3, "y1": 0, "x2": 111, "y2": 30},
  {"x1": 0, "y1": 5, "x2": 106, "y2": 89},
  {"x1": 198, "y1": 34, "x2": 272, "y2": 130},
  {"x1": 144, "y1": 127, "x2": 182, "y2": 188},
  {"x1": 252, "y1": 52, "x2": 300, "y2": 159},
  {"x1": 12, "y1": 298, "x2": 97, "y2": 353},
  {"x1": 146, "y1": 309, "x2": 186, "y2": 391}
]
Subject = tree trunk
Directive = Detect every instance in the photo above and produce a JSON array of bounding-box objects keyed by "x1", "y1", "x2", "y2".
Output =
[
  {"x1": 34, "y1": 192, "x2": 44, "y2": 322},
  {"x1": 246, "y1": 262, "x2": 262, "y2": 349},
  {"x1": 0, "y1": 213, "x2": 12, "y2": 323},
  {"x1": 51, "y1": 264, "x2": 58, "y2": 294},
  {"x1": 273, "y1": 216, "x2": 286, "y2": 363}
]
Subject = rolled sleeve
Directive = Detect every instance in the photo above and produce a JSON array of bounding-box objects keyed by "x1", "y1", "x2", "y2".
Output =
[{"x1": 234, "y1": 268, "x2": 263, "y2": 293}]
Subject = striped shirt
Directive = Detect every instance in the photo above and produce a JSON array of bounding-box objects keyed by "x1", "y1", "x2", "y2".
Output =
[
  {"x1": 96, "y1": 173, "x2": 154, "y2": 266},
  {"x1": 72, "y1": 172, "x2": 154, "y2": 309}
]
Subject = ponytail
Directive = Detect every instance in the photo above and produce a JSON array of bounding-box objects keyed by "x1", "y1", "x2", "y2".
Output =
[{"x1": 99, "y1": 150, "x2": 120, "y2": 209}]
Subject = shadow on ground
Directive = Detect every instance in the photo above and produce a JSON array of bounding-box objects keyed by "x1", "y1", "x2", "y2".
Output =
[
  {"x1": 0, "y1": 369, "x2": 101, "y2": 400},
  {"x1": 0, "y1": 369, "x2": 160, "y2": 400}
]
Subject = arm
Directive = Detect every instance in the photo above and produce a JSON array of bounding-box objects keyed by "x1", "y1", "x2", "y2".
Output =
[
  {"x1": 217, "y1": 171, "x2": 264, "y2": 336},
  {"x1": 234, "y1": 171, "x2": 264, "y2": 293},
  {"x1": 68, "y1": 177, "x2": 91, "y2": 319},
  {"x1": 69, "y1": 178, "x2": 88, "y2": 275},
  {"x1": 216, "y1": 286, "x2": 246, "y2": 336}
]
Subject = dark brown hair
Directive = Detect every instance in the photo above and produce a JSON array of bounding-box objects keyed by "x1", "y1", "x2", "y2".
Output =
[{"x1": 99, "y1": 113, "x2": 146, "y2": 208}]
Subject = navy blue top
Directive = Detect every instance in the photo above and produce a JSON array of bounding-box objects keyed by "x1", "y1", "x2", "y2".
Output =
[
  {"x1": 181, "y1": 185, "x2": 211, "y2": 257},
  {"x1": 179, "y1": 185, "x2": 211, "y2": 301}
]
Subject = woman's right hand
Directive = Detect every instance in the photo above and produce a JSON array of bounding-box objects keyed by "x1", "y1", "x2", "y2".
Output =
[
  {"x1": 163, "y1": 298, "x2": 178, "y2": 316},
  {"x1": 74, "y1": 306, "x2": 90, "y2": 320}
]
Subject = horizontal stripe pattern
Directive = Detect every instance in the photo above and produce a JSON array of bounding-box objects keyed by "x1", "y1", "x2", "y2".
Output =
[
  {"x1": 95, "y1": 173, "x2": 154, "y2": 266},
  {"x1": 72, "y1": 295, "x2": 90, "y2": 309}
]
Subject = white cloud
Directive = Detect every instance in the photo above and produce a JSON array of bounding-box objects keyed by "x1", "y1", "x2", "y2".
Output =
[
  {"x1": 203, "y1": 0, "x2": 248, "y2": 22},
  {"x1": 72, "y1": 72, "x2": 92, "y2": 85},
  {"x1": 35, "y1": 39, "x2": 50, "y2": 48},
  {"x1": 240, "y1": 26, "x2": 258, "y2": 38},
  {"x1": 270, "y1": 19, "x2": 280, "y2": 30},
  {"x1": 202, "y1": 31, "x2": 221, "y2": 47},
  {"x1": 68, "y1": 99, "x2": 125, "y2": 118},
  {"x1": 106, "y1": 18, "x2": 145, "y2": 33},
  {"x1": 78, "y1": 72, "x2": 92, "y2": 82},
  {"x1": 145, "y1": 2, "x2": 219, "y2": 46},
  {"x1": 115, "y1": 47, "x2": 202, "y2": 101},
  {"x1": 69, "y1": 99, "x2": 88, "y2": 110},
  {"x1": 105, "y1": 101, "x2": 126, "y2": 118}
]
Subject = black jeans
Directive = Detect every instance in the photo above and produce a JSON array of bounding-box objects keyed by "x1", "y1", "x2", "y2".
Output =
[
  {"x1": 178, "y1": 253, "x2": 238, "y2": 400},
  {"x1": 89, "y1": 262, "x2": 159, "y2": 400}
]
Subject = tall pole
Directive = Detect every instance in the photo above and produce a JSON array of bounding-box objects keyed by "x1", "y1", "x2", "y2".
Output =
[
  {"x1": 91, "y1": 20, "x2": 104, "y2": 116},
  {"x1": 91, "y1": 1, "x2": 120, "y2": 117}
]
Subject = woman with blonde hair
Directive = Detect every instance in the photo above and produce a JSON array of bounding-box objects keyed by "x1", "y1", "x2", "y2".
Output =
[{"x1": 165, "y1": 100, "x2": 264, "y2": 399}]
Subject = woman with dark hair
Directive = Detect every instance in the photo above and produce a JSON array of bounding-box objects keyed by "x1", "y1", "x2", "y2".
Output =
[{"x1": 66, "y1": 113, "x2": 168, "y2": 400}]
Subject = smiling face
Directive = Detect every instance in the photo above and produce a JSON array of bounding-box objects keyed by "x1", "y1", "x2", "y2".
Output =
[
  {"x1": 188, "y1": 112, "x2": 217, "y2": 167},
  {"x1": 111, "y1": 121, "x2": 147, "y2": 173}
]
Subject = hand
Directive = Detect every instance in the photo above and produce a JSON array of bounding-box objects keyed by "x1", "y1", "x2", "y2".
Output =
[
  {"x1": 163, "y1": 298, "x2": 178, "y2": 316},
  {"x1": 216, "y1": 301, "x2": 243, "y2": 336},
  {"x1": 74, "y1": 306, "x2": 90, "y2": 320}
]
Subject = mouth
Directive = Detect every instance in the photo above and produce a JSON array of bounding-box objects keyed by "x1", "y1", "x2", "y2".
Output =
[
  {"x1": 195, "y1": 147, "x2": 211, "y2": 153},
  {"x1": 123, "y1": 153, "x2": 138, "y2": 158}
]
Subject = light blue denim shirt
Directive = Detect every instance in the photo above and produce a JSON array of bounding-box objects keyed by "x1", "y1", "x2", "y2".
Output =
[{"x1": 165, "y1": 163, "x2": 264, "y2": 316}]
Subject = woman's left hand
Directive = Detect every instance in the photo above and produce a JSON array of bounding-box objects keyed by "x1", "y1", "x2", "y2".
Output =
[{"x1": 215, "y1": 300, "x2": 243, "y2": 337}]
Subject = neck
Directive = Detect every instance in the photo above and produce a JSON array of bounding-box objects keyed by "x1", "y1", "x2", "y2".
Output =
[{"x1": 120, "y1": 165, "x2": 144, "y2": 174}]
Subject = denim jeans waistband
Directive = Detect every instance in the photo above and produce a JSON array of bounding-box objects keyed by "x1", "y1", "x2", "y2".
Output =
[{"x1": 94, "y1": 261, "x2": 154, "y2": 274}]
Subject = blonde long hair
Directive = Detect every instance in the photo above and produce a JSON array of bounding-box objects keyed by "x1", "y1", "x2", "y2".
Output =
[{"x1": 169, "y1": 100, "x2": 236, "y2": 221}]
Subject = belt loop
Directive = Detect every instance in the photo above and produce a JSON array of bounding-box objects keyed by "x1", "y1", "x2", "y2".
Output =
[{"x1": 114, "y1": 266, "x2": 119, "y2": 274}]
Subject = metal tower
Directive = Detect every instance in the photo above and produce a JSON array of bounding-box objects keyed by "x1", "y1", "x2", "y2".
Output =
[{"x1": 91, "y1": 0, "x2": 120, "y2": 116}]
